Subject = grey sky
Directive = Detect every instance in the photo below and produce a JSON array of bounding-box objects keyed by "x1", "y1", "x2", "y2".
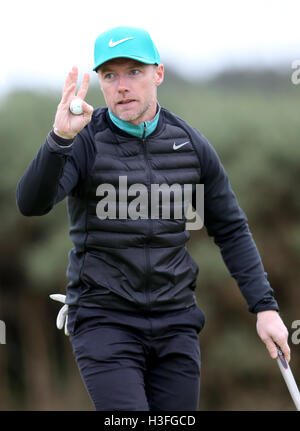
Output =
[{"x1": 1, "y1": 0, "x2": 299, "y2": 93}]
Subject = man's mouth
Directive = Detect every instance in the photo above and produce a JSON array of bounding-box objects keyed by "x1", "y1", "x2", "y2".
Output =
[{"x1": 117, "y1": 99, "x2": 136, "y2": 105}]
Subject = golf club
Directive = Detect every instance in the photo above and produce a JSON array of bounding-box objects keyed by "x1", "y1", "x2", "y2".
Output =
[{"x1": 276, "y1": 344, "x2": 300, "y2": 411}]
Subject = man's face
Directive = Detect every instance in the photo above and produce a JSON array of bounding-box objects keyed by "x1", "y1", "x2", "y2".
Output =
[{"x1": 97, "y1": 58, "x2": 164, "y2": 124}]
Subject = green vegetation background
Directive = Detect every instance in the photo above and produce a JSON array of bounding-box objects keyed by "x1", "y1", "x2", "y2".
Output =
[{"x1": 0, "y1": 66, "x2": 299, "y2": 410}]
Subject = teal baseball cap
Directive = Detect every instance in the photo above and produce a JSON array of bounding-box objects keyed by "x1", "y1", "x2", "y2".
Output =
[{"x1": 93, "y1": 26, "x2": 160, "y2": 71}]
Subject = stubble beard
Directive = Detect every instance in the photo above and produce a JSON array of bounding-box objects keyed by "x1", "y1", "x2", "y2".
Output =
[{"x1": 116, "y1": 99, "x2": 155, "y2": 124}]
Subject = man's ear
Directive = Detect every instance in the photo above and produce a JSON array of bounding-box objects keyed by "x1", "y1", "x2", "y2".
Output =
[{"x1": 155, "y1": 64, "x2": 164, "y2": 87}]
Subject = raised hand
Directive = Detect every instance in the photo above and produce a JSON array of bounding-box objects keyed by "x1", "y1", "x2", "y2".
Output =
[{"x1": 53, "y1": 66, "x2": 94, "y2": 138}]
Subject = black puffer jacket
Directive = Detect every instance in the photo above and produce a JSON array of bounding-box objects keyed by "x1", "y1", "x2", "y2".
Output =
[{"x1": 16, "y1": 107, "x2": 279, "y2": 314}]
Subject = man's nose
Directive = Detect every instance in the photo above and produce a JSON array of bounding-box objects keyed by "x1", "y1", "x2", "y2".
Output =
[{"x1": 117, "y1": 74, "x2": 129, "y2": 92}]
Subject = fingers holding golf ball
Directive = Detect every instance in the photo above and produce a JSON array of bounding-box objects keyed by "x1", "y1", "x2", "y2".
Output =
[
  {"x1": 69, "y1": 97, "x2": 93, "y2": 116},
  {"x1": 54, "y1": 97, "x2": 93, "y2": 138},
  {"x1": 53, "y1": 68, "x2": 94, "y2": 138},
  {"x1": 68, "y1": 70, "x2": 93, "y2": 115},
  {"x1": 70, "y1": 98, "x2": 84, "y2": 115},
  {"x1": 70, "y1": 97, "x2": 94, "y2": 115},
  {"x1": 75, "y1": 98, "x2": 93, "y2": 120}
]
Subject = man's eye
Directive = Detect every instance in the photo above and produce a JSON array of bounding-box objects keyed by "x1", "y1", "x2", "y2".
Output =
[
  {"x1": 130, "y1": 69, "x2": 140, "y2": 76},
  {"x1": 104, "y1": 73, "x2": 114, "y2": 80}
]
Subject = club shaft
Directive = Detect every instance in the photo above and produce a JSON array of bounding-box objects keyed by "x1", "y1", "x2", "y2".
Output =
[{"x1": 277, "y1": 355, "x2": 300, "y2": 411}]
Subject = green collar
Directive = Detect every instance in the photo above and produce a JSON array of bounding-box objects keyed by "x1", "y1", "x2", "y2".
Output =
[{"x1": 108, "y1": 106, "x2": 160, "y2": 138}]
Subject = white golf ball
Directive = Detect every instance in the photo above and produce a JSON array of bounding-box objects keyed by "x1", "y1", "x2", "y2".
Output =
[{"x1": 70, "y1": 98, "x2": 83, "y2": 115}]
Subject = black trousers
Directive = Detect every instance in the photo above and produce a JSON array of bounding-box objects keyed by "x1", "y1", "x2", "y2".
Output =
[{"x1": 67, "y1": 304, "x2": 205, "y2": 411}]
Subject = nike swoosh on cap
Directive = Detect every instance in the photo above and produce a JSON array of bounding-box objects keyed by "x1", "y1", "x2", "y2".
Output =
[
  {"x1": 108, "y1": 37, "x2": 134, "y2": 47},
  {"x1": 173, "y1": 141, "x2": 189, "y2": 150}
]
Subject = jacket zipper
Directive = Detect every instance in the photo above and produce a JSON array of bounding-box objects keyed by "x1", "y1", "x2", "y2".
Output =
[{"x1": 142, "y1": 123, "x2": 152, "y2": 310}]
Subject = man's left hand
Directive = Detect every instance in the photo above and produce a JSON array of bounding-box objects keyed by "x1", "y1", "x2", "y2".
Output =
[{"x1": 256, "y1": 310, "x2": 290, "y2": 362}]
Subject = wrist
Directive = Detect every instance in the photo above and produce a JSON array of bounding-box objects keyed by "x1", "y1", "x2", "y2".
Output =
[
  {"x1": 257, "y1": 309, "x2": 278, "y2": 319},
  {"x1": 49, "y1": 130, "x2": 74, "y2": 147},
  {"x1": 53, "y1": 126, "x2": 77, "y2": 139}
]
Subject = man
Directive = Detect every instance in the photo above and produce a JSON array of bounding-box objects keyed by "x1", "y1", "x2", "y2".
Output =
[{"x1": 16, "y1": 26, "x2": 290, "y2": 411}]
